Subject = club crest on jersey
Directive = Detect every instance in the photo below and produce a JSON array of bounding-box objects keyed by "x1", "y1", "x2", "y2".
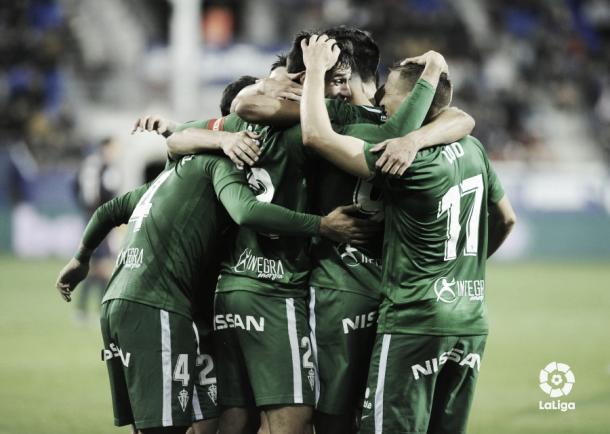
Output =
[
  {"x1": 207, "y1": 384, "x2": 218, "y2": 406},
  {"x1": 307, "y1": 369, "x2": 315, "y2": 391},
  {"x1": 433, "y1": 276, "x2": 485, "y2": 303},
  {"x1": 178, "y1": 388, "x2": 189, "y2": 412}
]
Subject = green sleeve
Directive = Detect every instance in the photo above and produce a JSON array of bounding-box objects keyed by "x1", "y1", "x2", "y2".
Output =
[
  {"x1": 487, "y1": 162, "x2": 505, "y2": 204},
  {"x1": 471, "y1": 137, "x2": 505, "y2": 203},
  {"x1": 207, "y1": 157, "x2": 320, "y2": 236},
  {"x1": 174, "y1": 119, "x2": 211, "y2": 132},
  {"x1": 218, "y1": 183, "x2": 320, "y2": 236},
  {"x1": 379, "y1": 78, "x2": 435, "y2": 137},
  {"x1": 76, "y1": 184, "x2": 150, "y2": 260},
  {"x1": 175, "y1": 113, "x2": 246, "y2": 133}
]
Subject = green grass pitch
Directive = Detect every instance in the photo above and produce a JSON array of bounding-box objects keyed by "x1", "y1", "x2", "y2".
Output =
[{"x1": 0, "y1": 256, "x2": 608, "y2": 433}]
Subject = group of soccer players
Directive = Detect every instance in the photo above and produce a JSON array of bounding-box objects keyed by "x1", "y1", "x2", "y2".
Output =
[{"x1": 56, "y1": 25, "x2": 516, "y2": 434}]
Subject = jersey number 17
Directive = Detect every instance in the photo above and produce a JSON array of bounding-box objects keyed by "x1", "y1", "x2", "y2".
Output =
[{"x1": 437, "y1": 174, "x2": 484, "y2": 261}]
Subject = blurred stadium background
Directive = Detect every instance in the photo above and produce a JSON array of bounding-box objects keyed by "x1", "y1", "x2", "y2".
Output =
[{"x1": 0, "y1": 0, "x2": 609, "y2": 433}]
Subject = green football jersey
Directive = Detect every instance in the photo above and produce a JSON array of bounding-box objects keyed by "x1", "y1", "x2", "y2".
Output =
[
  {"x1": 101, "y1": 155, "x2": 243, "y2": 318},
  {"x1": 205, "y1": 115, "x2": 313, "y2": 296},
  {"x1": 309, "y1": 79, "x2": 436, "y2": 298},
  {"x1": 363, "y1": 136, "x2": 505, "y2": 336},
  {"x1": 198, "y1": 100, "x2": 385, "y2": 297},
  {"x1": 95, "y1": 154, "x2": 321, "y2": 318},
  {"x1": 308, "y1": 102, "x2": 386, "y2": 298}
]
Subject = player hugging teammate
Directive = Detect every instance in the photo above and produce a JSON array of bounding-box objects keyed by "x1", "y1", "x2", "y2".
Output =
[{"x1": 56, "y1": 25, "x2": 515, "y2": 434}]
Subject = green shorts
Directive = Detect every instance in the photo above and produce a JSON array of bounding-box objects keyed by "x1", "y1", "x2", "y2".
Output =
[
  {"x1": 100, "y1": 299, "x2": 198, "y2": 429},
  {"x1": 213, "y1": 291, "x2": 316, "y2": 407},
  {"x1": 309, "y1": 286, "x2": 379, "y2": 415},
  {"x1": 192, "y1": 318, "x2": 219, "y2": 421},
  {"x1": 360, "y1": 334, "x2": 486, "y2": 434}
]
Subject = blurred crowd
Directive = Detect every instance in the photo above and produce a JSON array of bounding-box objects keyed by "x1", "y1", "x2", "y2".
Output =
[
  {"x1": 0, "y1": 0, "x2": 83, "y2": 164},
  {"x1": 1, "y1": 0, "x2": 610, "y2": 166}
]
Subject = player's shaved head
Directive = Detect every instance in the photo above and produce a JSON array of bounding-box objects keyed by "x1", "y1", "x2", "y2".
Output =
[
  {"x1": 390, "y1": 62, "x2": 452, "y2": 121},
  {"x1": 220, "y1": 75, "x2": 258, "y2": 116}
]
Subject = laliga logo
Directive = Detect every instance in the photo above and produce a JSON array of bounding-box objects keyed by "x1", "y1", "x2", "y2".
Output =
[
  {"x1": 538, "y1": 361, "x2": 576, "y2": 412},
  {"x1": 434, "y1": 277, "x2": 457, "y2": 303},
  {"x1": 539, "y1": 362, "x2": 575, "y2": 397}
]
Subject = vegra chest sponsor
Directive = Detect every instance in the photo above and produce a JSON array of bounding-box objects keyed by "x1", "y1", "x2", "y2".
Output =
[
  {"x1": 434, "y1": 277, "x2": 484, "y2": 303},
  {"x1": 116, "y1": 247, "x2": 144, "y2": 269},
  {"x1": 233, "y1": 248, "x2": 285, "y2": 280}
]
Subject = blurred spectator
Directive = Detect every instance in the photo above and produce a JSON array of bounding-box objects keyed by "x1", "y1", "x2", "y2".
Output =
[{"x1": 72, "y1": 136, "x2": 122, "y2": 324}]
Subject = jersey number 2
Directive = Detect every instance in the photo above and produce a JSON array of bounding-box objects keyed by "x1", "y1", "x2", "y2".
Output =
[{"x1": 437, "y1": 174, "x2": 483, "y2": 261}]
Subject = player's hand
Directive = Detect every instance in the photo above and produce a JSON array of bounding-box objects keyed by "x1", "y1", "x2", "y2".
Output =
[
  {"x1": 400, "y1": 50, "x2": 449, "y2": 75},
  {"x1": 131, "y1": 114, "x2": 178, "y2": 138},
  {"x1": 55, "y1": 258, "x2": 90, "y2": 302},
  {"x1": 301, "y1": 34, "x2": 341, "y2": 72},
  {"x1": 371, "y1": 133, "x2": 421, "y2": 177},
  {"x1": 221, "y1": 131, "x2": 261, "y2": 168},
  {"x1": 320, "y1": 205, "x2": 381, "y2": 245},
  {"x1": 257, "y1": 76, "x2": 303, "y2": 101}
]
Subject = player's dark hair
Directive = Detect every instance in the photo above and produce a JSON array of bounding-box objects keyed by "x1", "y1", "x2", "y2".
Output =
[
  {"x1": 323, "y1": 26, "x2": 380, "y2": 85},
  {"x1": 392, "y1": 62, "x2": 452, "y2": 122},
  {"x1": 270, "y1": 54, "x2": 287, "y2": 73},
  {"x1": 286, "y1": 30, "x2": 355, "y2": 75},
  {"x1": 219, "y1": 75, "x2": 258, "y2": 116}
]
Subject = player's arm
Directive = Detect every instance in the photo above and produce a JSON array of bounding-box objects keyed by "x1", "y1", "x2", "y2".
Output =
[
  {"x1": 131, "y1": 114, "x2": 178, "y2": 137},
  {"x1": 232, "y1": 69, "x2": 303, "y2": 127},
  {"x1": 487, "y1": 195, "x2": 516, "y2": 257},
  {"x1": 380, "y1": 51, "x2": 447, "y2": 137},
  {"x1": 372, "y1": 106, "x2": 475, "y2": 176},
  {"x1": 234, "y1": 96, "x2": 301, "y2": 128},
  {"x1": 218, "y1": 183, "x2": 375, "y2": 243},
  {"x1": 167, "y1": 116, "x2": 261, "y2": 167},
  {"x1": 55, "y1": 185, "x2": 149, "y2": 302},
  {"x1": 484, "y1": 155, "x2": 516, "y2": 257},
  {"x1": 210, "y1": 159, "x2": 377, "y2": 243},
  {"x1": 300, "y1": 35, "x2": 372, "y2": 178}
]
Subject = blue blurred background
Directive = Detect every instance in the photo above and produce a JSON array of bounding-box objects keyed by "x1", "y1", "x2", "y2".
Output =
[{"x1": 1, "y1": 0, "x2": 609, "y2": 261}]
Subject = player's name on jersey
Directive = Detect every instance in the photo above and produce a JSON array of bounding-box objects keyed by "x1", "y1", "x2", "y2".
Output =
[
  {"x1": 433, "y1": 277, "x2": 485, "y2": 304},
  {"x1": 232, "y1": 248, "x2": 285, "y2": 280},
  {"x1": 115, "y1": 247, "x2": 144, "y2": 269},
  {"x1": 214, "y1": 313, "x2": 265, "y2": 332}
]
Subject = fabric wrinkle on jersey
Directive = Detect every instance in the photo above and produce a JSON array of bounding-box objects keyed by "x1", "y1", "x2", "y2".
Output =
[
  {"x1": 363, "y1": 136, "x2": 505, "y2": 336},
  {"x1": 309, "y1": 100, "x2": 386, "y2": 300},
  {"x1": 102, "y1": 155, "x2": 244, "y2": 319},
  {"x1": 208, "y1": 102, "x2": 390, "y2": 298}
]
